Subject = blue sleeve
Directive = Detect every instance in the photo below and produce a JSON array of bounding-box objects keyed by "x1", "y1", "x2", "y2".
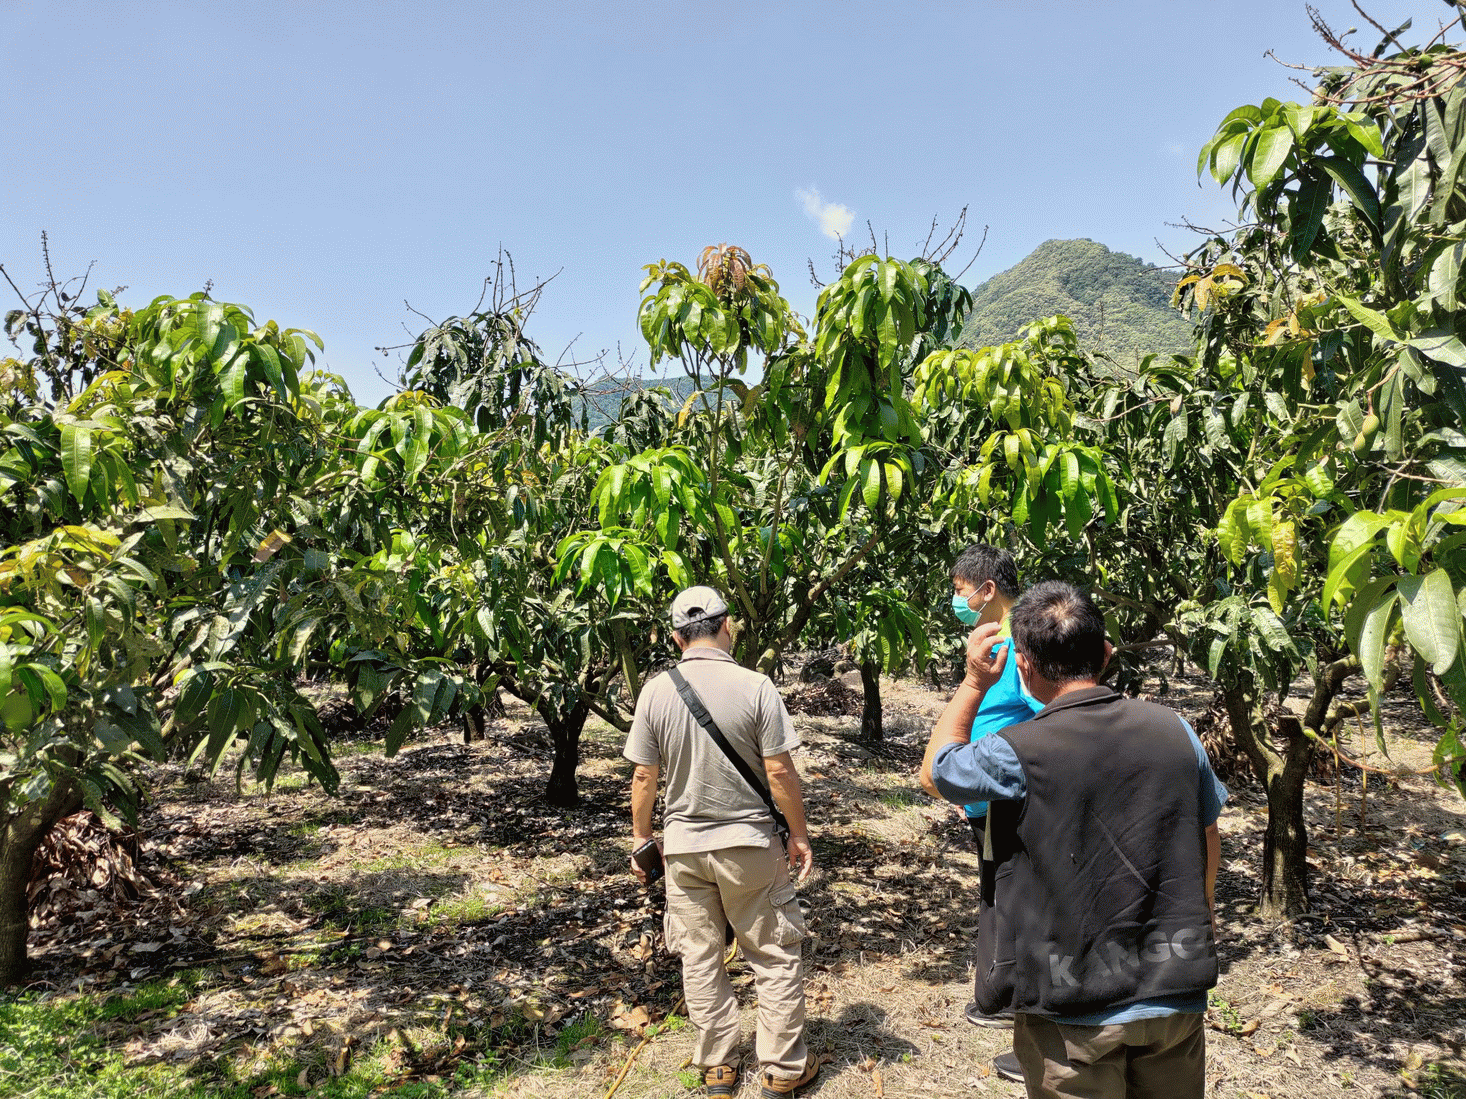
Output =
[
  {"x1": 931, "y1": 734, "x2": 1027, "y2": 806},
  {"x1": 1180, "y1": 717, "x2": 1228, "y2": 826}
]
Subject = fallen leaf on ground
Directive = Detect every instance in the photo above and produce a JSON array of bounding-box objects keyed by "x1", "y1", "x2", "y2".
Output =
[{"x1": 608, "y1": 1003, "x2": 650, "y2": 1031}]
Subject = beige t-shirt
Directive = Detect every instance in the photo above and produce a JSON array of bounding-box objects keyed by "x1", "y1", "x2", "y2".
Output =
[{"x1": 623, "y1": 646, "x2": 800, "y2": 855}]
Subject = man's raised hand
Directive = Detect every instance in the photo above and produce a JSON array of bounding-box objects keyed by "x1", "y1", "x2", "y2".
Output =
[{"x1": 964, "y1": 620, "x2": 1008, "y2": 694}]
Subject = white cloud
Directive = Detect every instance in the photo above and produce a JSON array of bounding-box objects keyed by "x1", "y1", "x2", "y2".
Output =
[{"x1": 795, "y1": 186, "x2": 854, "y2": 241}]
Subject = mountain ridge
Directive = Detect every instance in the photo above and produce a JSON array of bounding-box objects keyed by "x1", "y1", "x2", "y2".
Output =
[{"x1": 957, "y1": 238, "x2": 1194, "y2": 367}]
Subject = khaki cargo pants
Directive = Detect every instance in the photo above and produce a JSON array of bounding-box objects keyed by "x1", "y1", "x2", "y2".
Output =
[
  {"x1": 1012, "y1": 1011, "x2": 1206, "y2": 1099},
  {"x1": 664, "y1": 842, "x2": 809, "y2": 1078}
]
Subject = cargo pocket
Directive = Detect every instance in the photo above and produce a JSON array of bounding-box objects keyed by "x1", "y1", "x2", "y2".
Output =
[
  {"x1": 663, "y1": 908, "x2": 689, "y2": 958},
  {"x1": 769, "y1": 883, "x2": 808, "y2": 946}
]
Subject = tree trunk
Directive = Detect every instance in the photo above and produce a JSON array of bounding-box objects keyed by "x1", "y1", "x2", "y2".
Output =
[
  {"x1": 462, "y1": 671, "x2": 506, "y2": 743},
  {"x1": 1260, "y1": 732, "x2": 1312, "y2": 920},
  {"x1": 859, "y1": 658, "x2": 883, "y2": 742},
  {"x1": 1220, "y1": 678, "x2": 1311, "y2": 919},
  {"x1": 461, "y1": 704, "x2": 488, "y2": 744},
  {"x1": 0, "y1": 776, "x2": 83, "y2": 985},
  {"x1": 543, "y1": 700, "x2": 590, "y2": 808}
]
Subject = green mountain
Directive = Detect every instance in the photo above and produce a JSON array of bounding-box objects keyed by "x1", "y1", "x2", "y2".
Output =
[
  {"x1": 957, "y1": 238, "x2": 1195, "y2": 369},
  {"x1": 578, "y1": 373, "x2": 698, "y2": 432}
]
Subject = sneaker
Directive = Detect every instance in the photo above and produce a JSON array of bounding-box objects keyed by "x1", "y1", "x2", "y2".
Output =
[
  {"x1": 992, "y1": 1050, "x2": 1024, "y2": 1083},
  {"x1": 761, "y1": 1052, "x2": 820, "y2": 1097},
  {"x1": 964, "y1": 1001, "x2": 1015, "y2": 1029},
  {"x1": 704, "y1": 1064, "x2": 739, "y2": 1097}
]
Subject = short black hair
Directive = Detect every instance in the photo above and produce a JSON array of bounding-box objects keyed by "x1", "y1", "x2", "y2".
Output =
[
  {"x1": 1009, "y1": 581, "x2": 1106, "y2": 683},
  {"x1": 951, "y1": 544, "x2": 1020, "y2": 599},
  {"x1": 674, "y1": 613, "x2": 727, "y2": 644}
]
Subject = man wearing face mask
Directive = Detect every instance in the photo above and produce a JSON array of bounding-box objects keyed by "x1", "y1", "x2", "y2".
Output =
[
  {"x1": 944, "y1": 544, "x2": 1043, "y2": 1082},
  {"x1": 920, "y1": 583, "x2": 1225, "y2": 1099},
  {"x1": 948, "y1": 545, "x2": 1040, "y2": 845}
]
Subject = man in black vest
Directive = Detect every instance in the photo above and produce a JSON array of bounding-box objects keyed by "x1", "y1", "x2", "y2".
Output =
[{"x1": 920, "y1": 582, "x2": 1226, "y2": 1099}]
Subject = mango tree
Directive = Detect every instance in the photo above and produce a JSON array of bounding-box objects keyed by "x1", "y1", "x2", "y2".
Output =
[
  {"x1": 562, "y1": 249, "x2": 971, "y2": 695},
  {"x1": 1103, "y1": 9, "x2": 1466, "y2": 916},
  {"x1": 0, "y1": 290, "x2": 349, "y2": 983},
  {"x1": 0, "y1": 279, "x2": 508, "y2": 982},
  {"x1": 377, "y1": 305, "x2": 663, "y2": 806}
]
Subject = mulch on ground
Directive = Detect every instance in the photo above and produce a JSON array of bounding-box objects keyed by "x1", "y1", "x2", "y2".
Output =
[{"x1": 21, "y1": 667, "x2": 1466, "y2": 1098}]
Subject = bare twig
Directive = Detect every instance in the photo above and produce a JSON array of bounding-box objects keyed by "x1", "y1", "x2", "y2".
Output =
[
  {"x1": 809, "y1": 208, "x2": 985, "y2": 283},
  {"x1": 1301, "y1": 3, "x2": 1466, "y2": 105}
]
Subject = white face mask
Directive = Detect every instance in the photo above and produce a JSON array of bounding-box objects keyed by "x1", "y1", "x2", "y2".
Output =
[{"x1": 1015, "y1": 656, "x2": 1041, "y2": 708}]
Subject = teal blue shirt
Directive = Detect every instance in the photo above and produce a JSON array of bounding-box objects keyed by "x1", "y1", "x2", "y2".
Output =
[{"x1": 965, "y1": 640, "x2": 1043, "y2": 819}]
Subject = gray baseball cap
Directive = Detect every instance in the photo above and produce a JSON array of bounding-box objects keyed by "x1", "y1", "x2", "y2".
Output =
[{"x1": 669, "y1": 586, "x2": 729, "y2": 629}]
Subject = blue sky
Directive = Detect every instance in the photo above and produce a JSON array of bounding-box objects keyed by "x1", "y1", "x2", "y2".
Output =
[{"x1": 2, "y1": 0, "x2": 1443, "y2": 405}]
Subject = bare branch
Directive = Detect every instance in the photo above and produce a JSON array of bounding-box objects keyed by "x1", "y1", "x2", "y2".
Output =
[
  {"x1": 1300, "y1": 3, "x2": 1466, "y2": 105},
  {"x1": 471, "y1": 274, "x2": 493, "y2": 315},
  {"x1": 949, "y1": 222, "x2": 988, "y2": 282},
  {"x1": 402, "y1": 299, "x2": 437, "y2": 327},
  {"x1": 1350, "y1": 0, "x2": 1406, "y2": 56},
  {"x1": 807, "y1": 207, "x2": 986, "y2": 282}
]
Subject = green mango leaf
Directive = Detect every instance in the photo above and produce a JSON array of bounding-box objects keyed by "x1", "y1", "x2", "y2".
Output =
[
  {"x1": 221, "y1": 356, "x2": 248, "y2": 408},
  {"x1": 1206, "y1": 634, "x2": 1228, "y2": 679},
  {"x1": 204, "y1": 687, "x2": 243, "y2": 756},
  {"x1": 1095, "y1": 469, "x2": 1119, "y2": 523},
  {"x1": 1302, "y1": 461, "x2": 1335, "y2": 500},
  {"x1": 1064, "y1": 483, "x2": 1094, "y2": 541},
  {"x1": 1348, "y1": 586, "x2": 1399, "y2": 692},
  {"x1": 1217, "y1": 500, "x2": 1246, "y2": 565},
  {"x1": 1283, "y1": 103, "x2": 1317, "y2": 136},
  {"x1": 1397, "y1": 569, "x2": 1464, "y2": 676},
  {"x1": 1404, "y1": 331, "x2": 1466, "y2": 368},
  {"x1": 1341, "y1": 112, "x2": 1386, "y2": 158},
  {"x1": 1289, "y1": 172, "x2": 1329, "y2": 259},
  {"x1": 1425, "y1": 241, "x2": 1465, "y2": 311},
  {"x1": 1385, "y1": 517, "x2": 1415, "y2": 572},
  {"x1": 1321, "y1": 539, "x2": 1375, "y2": 610},
  {"x1": 385, "y1": 705, "x2": 415, "y2": 757},
  {"x1": 1004, "y1": 433, "x2": 1021, "y2": 470},
  {"x1": 196, "y1": 301, "x2": 224, "y2": 358},
  {"x1": 1246, "y1": 497, "x2": 1274, "y2": 553},
  {"x1": 35, "y1": 666, "x2": 67, "y2": 711},
  {"x1": 1317, "y1": 155, "x2": 1381, "y2": 231},
  {"x1": 885, "y1": 460, "x2": 904, "y2": 503},
  {"x1": 253, "y1": 343, "x2": 286, "y2": 400},
  {"x1": 60, "y1": 422, "x2": 93, "y2": 504},
  {"x1": 1250, "y1": 605, "x2": 1295, "y2": 657},
  {"x1": 1059, "y1": 450, "x2": 1080, "y2": 506},
  {"x1": 1330, "y1": 511, "x2": 1396, "y2": 567},
  {"x1": 1247, "y1": 124, "x2": 1294, "y2": 190},
  {"x1": 1334, "y1": 293, "x2": 1399, "y2": 341},
  {"x1": 862, "y1": 459, "x2": 882, "y2": 511},
  {"x1": 1163, "y1": 411, "x2": 1187, "y2": 467},
  {"x1": 140, "y1": 504, "x2": 195, "y2": 522}
]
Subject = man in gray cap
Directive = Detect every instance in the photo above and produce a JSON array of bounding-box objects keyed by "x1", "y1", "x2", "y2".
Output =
[{"x1": 625, "y1": 586, "x2": 819, "y2": 1098}]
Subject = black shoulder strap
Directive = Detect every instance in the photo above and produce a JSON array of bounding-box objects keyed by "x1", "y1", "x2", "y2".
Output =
[{"x1": 666, "y1": 666, "x2": 789, "y2": 836}]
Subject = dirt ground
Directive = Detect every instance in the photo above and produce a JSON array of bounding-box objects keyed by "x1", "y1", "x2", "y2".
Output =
[{"x1": 24, "y1": 665, "x2": 1466, "y2": 1098}]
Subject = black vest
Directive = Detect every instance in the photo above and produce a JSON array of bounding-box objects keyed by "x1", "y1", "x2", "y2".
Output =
[{"x1": 973, "y1": 687, "x2": 1218, "y2": 1017}]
